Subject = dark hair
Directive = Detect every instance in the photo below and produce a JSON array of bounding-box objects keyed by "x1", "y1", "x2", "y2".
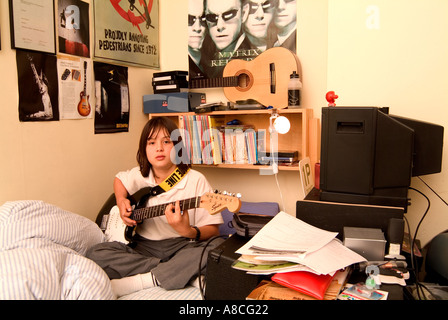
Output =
[{"x1": 137, "y1": 117, "x2": 190, "y2": 177}]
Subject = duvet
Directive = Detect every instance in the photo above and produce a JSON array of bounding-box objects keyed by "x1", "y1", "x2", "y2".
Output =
[{"x1": 0, "y1": 200, "x2": 115, "y2": 300}]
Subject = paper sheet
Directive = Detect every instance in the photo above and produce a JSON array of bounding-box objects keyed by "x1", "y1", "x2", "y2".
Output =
[
  {"x1": 236, "y1": 211, "x2": 338, "y2": 255},
  {"x1": 235, "y1": 211, "x2": 366, "y2": 275}
]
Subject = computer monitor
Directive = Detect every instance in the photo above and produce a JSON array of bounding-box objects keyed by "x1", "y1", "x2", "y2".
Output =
[{"x1": 319, "y1": 107, "x2": 444, "y2": 211}]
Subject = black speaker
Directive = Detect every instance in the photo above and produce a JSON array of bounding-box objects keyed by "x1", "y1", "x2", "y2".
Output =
[
  {"x1": 387, "y1": 218, "x2": 405, "y2": 244},
  {"x1": 205, "y1": 235, "x2": 266, "y2": 300}
]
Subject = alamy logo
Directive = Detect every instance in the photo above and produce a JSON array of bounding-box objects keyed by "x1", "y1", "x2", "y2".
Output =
[{"x1": 62, "y1": 5, "x2": 80, "y2": 30}]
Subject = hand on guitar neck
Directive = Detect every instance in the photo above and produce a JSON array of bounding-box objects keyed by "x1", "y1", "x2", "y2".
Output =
[{"x1": 105, "y1": 190, "x2": 242, "y2": 243}]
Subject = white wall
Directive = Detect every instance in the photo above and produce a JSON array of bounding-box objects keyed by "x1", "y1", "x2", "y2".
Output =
[
  {"x1": 326, "y1": 0, "x2": 448, "y2": 246},
  {"x1": 0, "y1": 0, "x2": 446, "y2": 246}
]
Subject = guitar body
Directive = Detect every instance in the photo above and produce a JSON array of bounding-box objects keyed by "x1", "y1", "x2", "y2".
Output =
[
  {"x1": 77, "y1": 60, "x2": 91, "y2": 117},
  {"x1": 222, "y1": 47, "x2": 299, "y2": 108},
  {"x1": 77, "y1": 93, "x2": 91, "y2": 116},
  {"x1": 100, "y1": 188, "x2": 241, "y2": 244}
]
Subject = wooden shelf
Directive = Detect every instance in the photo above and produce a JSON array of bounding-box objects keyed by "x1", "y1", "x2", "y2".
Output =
[{"x1": 148, "y1": 108, "x2": 317, "y2": 172}]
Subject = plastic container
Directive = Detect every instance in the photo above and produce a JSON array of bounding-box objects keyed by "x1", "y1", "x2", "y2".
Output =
[{"x1": 288, "y1": 71, "x2": 302, "y2": 108}]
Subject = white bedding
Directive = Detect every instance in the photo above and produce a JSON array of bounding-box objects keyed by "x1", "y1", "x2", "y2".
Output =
[
  {"x1": 0, "y1": 200, "x2": 202, "y2": 300},
  {"x1": 0, "y1": 200, "x2": 114, "y2": 300}
]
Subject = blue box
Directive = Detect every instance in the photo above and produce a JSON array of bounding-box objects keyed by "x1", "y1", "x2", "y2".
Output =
[{"x1": 143, "y1": 92, "x2": 205, "y2": 113}]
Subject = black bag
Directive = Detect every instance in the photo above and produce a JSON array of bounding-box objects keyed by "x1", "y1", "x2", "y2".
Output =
[{"x1": 231, "y1": 213, "x2": 274, "y2": 238}]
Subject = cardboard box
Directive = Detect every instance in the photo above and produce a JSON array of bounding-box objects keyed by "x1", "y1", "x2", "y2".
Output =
[
  {"x1": 343, "y1": 227, "x2": 386, "y2": 261},
  {"x1": 143, "y1": 92, "x2": 205, "y2": 113}
]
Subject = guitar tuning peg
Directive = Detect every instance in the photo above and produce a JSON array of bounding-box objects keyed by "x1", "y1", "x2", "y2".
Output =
[
  {"x1": 214, "y1": 189, "x2": 219, "y2": 194},
  {"x1": 236, "y1": 193, "x2": 242, "y2": 198},
  {"x1": 222, "y1": 191, "x2": 228, "y2": 195}
]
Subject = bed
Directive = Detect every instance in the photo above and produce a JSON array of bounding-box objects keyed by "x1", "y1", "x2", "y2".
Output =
[
  {"x1": 0, "y1": 199, "x2": 278, "y2": 300},
  {"x1": 0, "y1": 200, "x2": 202, "y2": 300}
]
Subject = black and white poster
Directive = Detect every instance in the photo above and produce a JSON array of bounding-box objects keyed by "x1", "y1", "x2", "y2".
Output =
[
  {"x1": 17, "y1": 50, "x2": 59, "y2": 121},
  {"x1": 188, "y1": 0, "x2": 297, "y2": 81},
  {"x1": 93, "y1": 62, "x2": 130, "y2": 134}
]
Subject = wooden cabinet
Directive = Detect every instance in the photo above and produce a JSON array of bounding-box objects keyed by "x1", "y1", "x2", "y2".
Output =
[{"x1": 148, "y1": 108, "x2": 318, "y2": 171}]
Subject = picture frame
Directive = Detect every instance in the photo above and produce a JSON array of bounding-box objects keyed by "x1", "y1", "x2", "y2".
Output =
[{"x1": 9, "y1": 0, "x2": 56, "y2": 54}]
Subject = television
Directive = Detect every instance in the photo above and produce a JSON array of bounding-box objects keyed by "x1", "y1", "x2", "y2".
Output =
[{"x1": 319, "y1": 107, "x2": 444, "y2": 211}]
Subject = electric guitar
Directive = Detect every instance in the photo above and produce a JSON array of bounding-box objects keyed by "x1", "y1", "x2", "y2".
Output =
[
  {"x1": 77, "y1": 61, "x2": 91, "y2": 116},
  {"x1": 190, "y1": 47, "x2": 300, "y2": 108},
  {"x1": 103, "y1": 190, "x2": 241, "y2": 243}
]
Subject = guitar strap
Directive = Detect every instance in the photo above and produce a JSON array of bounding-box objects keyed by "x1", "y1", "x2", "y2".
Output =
[
  {"x1": 127, "y1": 166, "x2": 191, "y2": 247},
  {"x1": 137, "y1": 165, "x2": 191, "y2": 206}
]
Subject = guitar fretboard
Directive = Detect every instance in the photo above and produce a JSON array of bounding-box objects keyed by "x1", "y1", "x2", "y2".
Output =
[
  {"x1": 190, "y1": 76, "x2": 239, "y2": 89},
  {"x1": 131, "y1": 196, "x2": 201, "y2": 221}
]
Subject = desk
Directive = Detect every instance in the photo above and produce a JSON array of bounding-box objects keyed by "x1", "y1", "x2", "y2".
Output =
[{"x1": 205, "y1": 234, "x2": 411, "y2": 300}]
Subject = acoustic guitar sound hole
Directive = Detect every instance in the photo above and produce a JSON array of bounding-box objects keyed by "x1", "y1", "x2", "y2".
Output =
[{"x1": 236, "y1": 70, "x2": 252, "y2": 92}]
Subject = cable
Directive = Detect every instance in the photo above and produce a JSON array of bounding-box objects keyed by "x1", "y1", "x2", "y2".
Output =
[
  {"x1": 418, "y1": 176, "x2": 448, "y2": 207},
  {"x1": 274, "y1": 173, "x2": 286, "y2": 212},
  {"x1": 197, "y1": 235, "x2": 225, "y2": 300},
  {"x1": 407, "y1": 187, "x2": 431, "y2": 300}
]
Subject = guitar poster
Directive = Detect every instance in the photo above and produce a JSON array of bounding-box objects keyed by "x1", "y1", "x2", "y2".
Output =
[
  {"x1": 93, "y1": 0, "x2": 159, "y2": 69},
  {"x1": 16, "y1": 50, "x2": 59, "y2": 122},
  {"x1": 57, "y1": 56, "x2": 93, "y2": 119},
  {"x1": 188, "y1": 0, "x2": 297, "y2": 82}
]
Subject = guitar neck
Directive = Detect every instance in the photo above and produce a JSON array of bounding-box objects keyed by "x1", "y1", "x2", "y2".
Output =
[
  {"x1": 190, "y1": 76, "x2": 239, "y2": 89},
  {"x1": 131, "y1": 196, "x2": 201, "y2": 221},
  {"x1": 83, "y1": 61, "x2": 87, "y2": 92}
]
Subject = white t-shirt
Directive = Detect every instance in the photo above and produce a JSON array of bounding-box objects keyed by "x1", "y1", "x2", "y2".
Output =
[{"x1": 116, "y1": 167, "x2": 223, "y2": 240}]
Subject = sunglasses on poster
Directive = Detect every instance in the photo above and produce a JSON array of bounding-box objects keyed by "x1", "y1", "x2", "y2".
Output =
[
  {"x1": 248, "y1": 0, "x2": 276, "y2": 14},
  {"x1": 188, "y1": 14, "x2": 206, "y2": 27},
  {"x1": 205, "y1": 9, "x2": 239, "y2": 24}
]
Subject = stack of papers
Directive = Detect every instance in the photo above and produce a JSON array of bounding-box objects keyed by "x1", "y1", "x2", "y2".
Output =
[{"x1": 233, "y1": 211, "x2": 366, "y2": 275}]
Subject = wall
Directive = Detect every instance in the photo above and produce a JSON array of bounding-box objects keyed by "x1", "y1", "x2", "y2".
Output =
[
  {"x1": 325, "y1": 0, "x2": 448, "y2": 246},
  {"x1": 0, "y1": 1, "x2": 152, "y2": 221},
  {"x1": 0, "y1": 0, "x2": 446, "y2": 247}
]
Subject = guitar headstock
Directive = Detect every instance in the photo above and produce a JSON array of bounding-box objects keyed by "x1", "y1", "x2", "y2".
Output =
[{"x1": 201, "y1": 191, "x2": 242, "y2": 215}]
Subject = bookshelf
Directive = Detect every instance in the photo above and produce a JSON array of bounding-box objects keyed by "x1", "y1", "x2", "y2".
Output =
[{"x1": 148, "y1": 108, "x2": 317, "y2": 171}]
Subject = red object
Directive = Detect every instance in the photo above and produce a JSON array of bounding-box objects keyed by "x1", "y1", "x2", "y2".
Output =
[
  {"x1": 326, "y1": 91, "x2": 338, "y2": 106},
  {"x1": 272, "y1": 271, "x2": 336, "y2": 300}
]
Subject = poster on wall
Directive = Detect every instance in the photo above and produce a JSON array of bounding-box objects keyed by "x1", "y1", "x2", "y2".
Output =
[
  {"x1": 9, "y1": 0, "x2": 56, "y2": 54},
  {"x1": 57, "y1": 0, "x2": 90, "y2": 58},
  {"x1": 188, "y1": 0, "x2": 297, "y2": 83},
  {"x1": 93, "y1": 0, "x2": 159, "y2": 68},
  {"x1": 57, "y1": 56, "x2": 93, "y2": 119},
  {"x1": 93, "y1": 62, "x2": 130, "y2": 134},
  {"x1": 16, "y1": 50, "x2": 59, "y2": 121}
]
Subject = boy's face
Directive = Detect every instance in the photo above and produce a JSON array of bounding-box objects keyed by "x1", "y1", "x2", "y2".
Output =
[{"x1": 146, "y1": 127, "x2": 175, "y2": 172}]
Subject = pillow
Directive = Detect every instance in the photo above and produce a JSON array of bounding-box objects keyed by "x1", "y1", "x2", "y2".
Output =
[{"x1": 0, "y1": 200, "x2": 105, "y2": 255}]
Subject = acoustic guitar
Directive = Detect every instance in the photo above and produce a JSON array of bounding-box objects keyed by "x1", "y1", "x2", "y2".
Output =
[
  {"x1": 77, "y1": 61, "x2": 91, "y2": 116},
  {"x1": 190, "y1": 47, "x2": 299, "y2": 108},
  {"x1": 103, "y1": 189, "x2": 241, "y2": 243}
]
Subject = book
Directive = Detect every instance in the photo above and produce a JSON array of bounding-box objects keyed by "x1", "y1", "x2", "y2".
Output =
[{"x1": 208, "y1": 116, "x2": 225, "y2": 164}]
